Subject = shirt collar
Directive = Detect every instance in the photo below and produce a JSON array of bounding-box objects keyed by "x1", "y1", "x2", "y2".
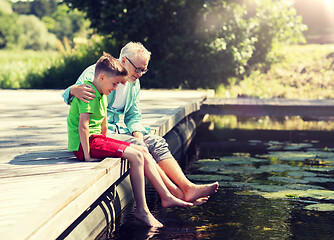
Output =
[{"x1": 84, "y1": 80, "x2": 102, "y2": 99}]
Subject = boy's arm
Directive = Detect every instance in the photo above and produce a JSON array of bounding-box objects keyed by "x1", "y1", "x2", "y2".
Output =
[
  {"x1": 101, "y1": 116, "x2": 108, "y2": 136},
  {"x1": 78, "y1": 113, "x2": 100, "y2": 162}
]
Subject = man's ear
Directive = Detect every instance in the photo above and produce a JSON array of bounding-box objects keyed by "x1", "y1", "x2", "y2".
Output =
[{"x1": 121, "y1": 56, "x2": 127, "y2": 65}]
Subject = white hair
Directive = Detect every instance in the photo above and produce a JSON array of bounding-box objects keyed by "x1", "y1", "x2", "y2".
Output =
[{"x1": 119, "y1": 42, "x2": 151, "y2": 61}]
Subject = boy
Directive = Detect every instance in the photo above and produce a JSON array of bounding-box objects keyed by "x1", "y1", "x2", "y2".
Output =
[{"x1": 67, "y1": 53, "x2": 192, "y2": 227}]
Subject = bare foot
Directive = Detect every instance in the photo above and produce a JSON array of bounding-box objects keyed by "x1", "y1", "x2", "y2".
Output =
[
  {"x1": 161, "y1": 195, "x2": 193, "y2": 208},
  {"x1": 134, "y1": 208, "x2": 163, "y2": 228},
  {"x1": 184, "y1": 182, "x2": 219, "y2": 203},
  {"x1": 192, "y1": 196, "x2": 210, "y2": 206}
]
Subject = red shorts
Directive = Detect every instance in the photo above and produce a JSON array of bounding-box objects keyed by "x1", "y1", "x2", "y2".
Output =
[{"x1": 73, "y1": 134, "x2": 131, "y2": 161}]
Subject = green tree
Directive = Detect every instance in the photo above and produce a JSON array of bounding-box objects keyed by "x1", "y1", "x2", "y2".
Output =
[
  {"x1": 0, "y1": 0, "x2": 23, "y2": 49},
  {"x1": 30, "y1": 0, "x2": 57, "y2": 18},
  {"x1": 45, "y1": 4, "x2": 91, "y2": 43},
  {"x1": 63, "y1": 0, "x2": 306, "y2": 89},
  {"x1": 18, "y1": 15, "x2": 57, "y2": 50}
]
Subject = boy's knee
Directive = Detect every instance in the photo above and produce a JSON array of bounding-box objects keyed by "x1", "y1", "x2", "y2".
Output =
[{"x1": 134, "y1": 151, "x2": 144, "y2": 165}]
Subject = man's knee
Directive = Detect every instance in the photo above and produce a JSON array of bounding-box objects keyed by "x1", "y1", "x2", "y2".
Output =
[
  {"x1": 129, "y1": 137, "x2": 146, "y2": 146},
  {"x1": 143, "y1": 135, "x2": 173, "y2": 162}
]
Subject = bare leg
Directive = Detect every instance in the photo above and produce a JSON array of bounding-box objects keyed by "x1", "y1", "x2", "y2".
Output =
[
  {"x1": 130, "y1": 144, "x2": 193, "y2": 208},
  {"x1": 158, "y1": 157, "x2": 219, "y2": 203},
  {"x1": 123, "y1": 148, "x2": 163, "y2": 227},
  {"x1": 156, "y1": 164, "x2": 184, "y2": 199}
]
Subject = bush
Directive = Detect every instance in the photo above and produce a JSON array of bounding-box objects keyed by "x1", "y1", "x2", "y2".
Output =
[
  {"x1": 18, "y1": 15, "x2": 57, "y2": 50},
  {"x1": 0, "y1": 4, "x2": 23, "y2": 49},
  {"x1": 0, "y1": 50, "x2": 59, "y2": 88},
  {"x1": 26, "y1": 36, "x2": 118, "y2": 89}
]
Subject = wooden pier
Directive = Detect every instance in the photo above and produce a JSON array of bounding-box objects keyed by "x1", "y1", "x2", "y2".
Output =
[
  {"x1": 0, "y1": 89, "x2": 213, "y2": 240},
  {"x1": 201, "y1": 98, "x2": 334, "y2": 117},
  {"x1": 2, "y1": 92, "x2": 334, "y2": 239}
]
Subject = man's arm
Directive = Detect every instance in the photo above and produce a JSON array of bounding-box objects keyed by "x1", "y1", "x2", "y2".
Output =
[{"x1": 78, "y1": 113, "x2": 100, "y2": 162}]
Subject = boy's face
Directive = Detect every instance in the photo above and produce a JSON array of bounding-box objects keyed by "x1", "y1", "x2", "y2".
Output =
[
  {"x1": 101, "y1": 75, "x2": 124, "y2": 95},
  {"x1": 122, "y1": 55, "x2": 149, "y2": 83}
]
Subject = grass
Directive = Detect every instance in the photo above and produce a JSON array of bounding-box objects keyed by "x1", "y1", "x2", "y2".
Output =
[
  {"x1": 216, "y1": 44, "x2": 334, "y2": 99},
  {"x1": 0, "y1": 50, "x2": 59, "y2": 88}
]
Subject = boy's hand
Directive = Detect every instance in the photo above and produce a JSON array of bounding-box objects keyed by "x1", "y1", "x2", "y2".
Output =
[
  {"x1": 84, "y1": 156, "x2": 102, "y2": 162},
  {"x1": 71, "y1": 84, "x2": 96, "y2": 103}
]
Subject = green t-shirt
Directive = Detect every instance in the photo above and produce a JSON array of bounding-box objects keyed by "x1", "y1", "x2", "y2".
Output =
[{"x1": 67, "y1": 81, "x2": 107, "y2": 151}]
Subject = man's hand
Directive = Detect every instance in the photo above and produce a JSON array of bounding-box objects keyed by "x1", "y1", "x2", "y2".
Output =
[
  {"x1": 132, "y1": 131, "x2": 144, "y2": 142},
  {"x1": 70, "y1": 84, "x2": 96, "y2": 103}
]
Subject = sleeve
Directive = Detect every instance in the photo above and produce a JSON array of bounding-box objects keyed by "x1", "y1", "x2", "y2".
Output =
[
  {"x1": 61, "y1": 65, "x2": 96, "y2": 105},
  {"x1": 77, "y1": 97, "x2": 96, "y2": 114},
  {"x1": 124, "y1": 82, "x2": 148, "y2": 134}
]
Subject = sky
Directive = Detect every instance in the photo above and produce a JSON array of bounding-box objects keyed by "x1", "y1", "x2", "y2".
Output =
[{"x1": 294, "y1": 0, "x2": 334, "y2": 32}]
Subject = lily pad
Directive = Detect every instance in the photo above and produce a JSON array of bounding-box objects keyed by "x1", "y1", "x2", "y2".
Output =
[
  {"x1": 287, "y1": 171, "x2": 317, "y2": 178},
  {"x1": 283, "y1": 143, "x2": 313, "y2": 151},
  {"x1": 302, "y1": 166, "x2": 334, "y2": 172},
  {"x1": 304, "y1": 151, "x2": 334, "y2": 158},
  {"x1": 268, "y1": 176, "x2": 309, "y2": 184},
  {"x1": 258, "y1": 151, "x2": 315, "y2": 161},
  {"x1": 250, "y1": 184, "x2": 291, "y2": 192},
  {"x1": 267, "y1": 146, "x2": 283, "y2": 151},
  {"x1": 268, "y1": 141, "x2": 284, "y2": 145},
  {"x1": 219, "y1": 156, "x2": 269, "y2": 165},
  {"x1": 186, "y1": 174, "x2": 234, "y2": 182},
  {"x1": 303, "y1": 177, "x2": 334, "y2": 183},
  {"x1": 218, "y1": 166, "x2": 258, "y2": 175},
  {"x1": 195, "y1": 159, "x2": 223, "y2": 172},
  {"x1": 251, "y1": 184, "x2": 324, "y2": 192},
  {"x1": 259, "y1": 189, "x2": 334, "y2": 200},
  {"x1": 257, "y1": 164, "x2": 300, "y2": 173},
  {"x1": 304, "y1": 203, "x2": 334, "y2": 212},
  {"x1": 196, "y1": 159, "x2": 222, "y2": 166}
]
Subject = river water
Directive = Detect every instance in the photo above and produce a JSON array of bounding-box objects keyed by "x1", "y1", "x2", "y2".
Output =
[{"x1": 99, "y1": 116, "x2": 334, "y2": 240}]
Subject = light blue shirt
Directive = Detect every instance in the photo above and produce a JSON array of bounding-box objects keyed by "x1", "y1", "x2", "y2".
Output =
[{"x1": 62, "y1": 64, "x2": 150, "y2": 135}]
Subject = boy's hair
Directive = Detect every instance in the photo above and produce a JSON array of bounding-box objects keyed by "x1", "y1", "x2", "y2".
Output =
[
  {"x1": 119, "y1": 42, "x2": 151, "y2": 61},
  {"x1": 95, "y1": 52, "x2": 128, "y2": 77}
]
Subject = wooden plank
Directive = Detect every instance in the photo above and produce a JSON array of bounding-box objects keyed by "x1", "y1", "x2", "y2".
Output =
[
  {"x1": 1, "y1": 158, "x2": 129, "y2": 240},
  {"x1": 201, "y1": 97, "x2": 334, "y2": 117}
]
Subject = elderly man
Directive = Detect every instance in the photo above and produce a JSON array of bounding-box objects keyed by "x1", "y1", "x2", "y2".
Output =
[{"x1": 62, "y1": 42, "x2": 218, "y2": 204}]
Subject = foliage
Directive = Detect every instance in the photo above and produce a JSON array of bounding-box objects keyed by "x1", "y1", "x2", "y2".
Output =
[
  {"x1": 18, "y1": 15, "x2": 57, "y2": 50},
  {"x1": 0, "y1": 1, "x2": 22, "y2": 49},
  {"x1": 216, "y1": 44, "x2": 334, "y2": 99},
  {"x1": 42, "y1": 4, "x2": 92, "y2": 44},
  {"x1": 0, "y1": 0, "x2": 12, "y2": 14},
  {"x1": 12, "y1": 0, "x2": 58, "y2": 18},
  {"x1": 26, "y1": 36, "x2": 118, "y2": 89},
  {"x1": 0, "y1": 49, "x2": 59, "y2": 88},
  {"x1": 5, "y1": 0, "x2": 92, "y2": 50},
  {"x1": 63, "y1": 0, "x2": 306, "y2": 89}
]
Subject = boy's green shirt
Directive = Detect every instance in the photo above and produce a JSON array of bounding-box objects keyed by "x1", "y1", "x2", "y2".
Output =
[{"x1": 67, "y1": 81, "x2": 107, "y2": 151}]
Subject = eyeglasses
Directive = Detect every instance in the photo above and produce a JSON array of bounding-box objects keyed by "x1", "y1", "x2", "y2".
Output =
[{"x1": 125, "y1": 56, "x2": 148, "y2": 74}]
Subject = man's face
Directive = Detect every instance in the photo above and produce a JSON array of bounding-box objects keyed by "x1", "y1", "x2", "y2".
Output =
[{"x1": 122, "y1": 55, "x2": 149, "y2": 83}]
